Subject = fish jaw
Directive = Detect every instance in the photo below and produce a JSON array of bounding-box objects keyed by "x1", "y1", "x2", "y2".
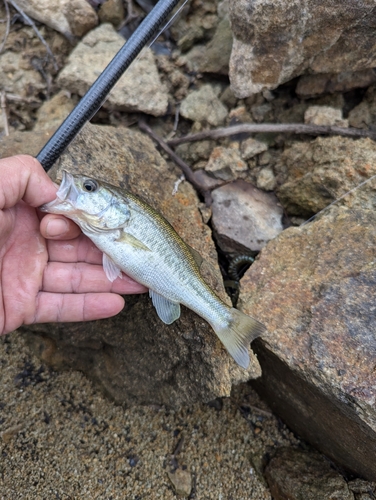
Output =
[{"x1": 39, "y1": 170, "x2": 80, "y2": 215}]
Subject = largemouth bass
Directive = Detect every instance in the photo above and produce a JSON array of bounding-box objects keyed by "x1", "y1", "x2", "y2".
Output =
[{"x1": 40, "y1": 171, "x2": 265, "y2": 368}]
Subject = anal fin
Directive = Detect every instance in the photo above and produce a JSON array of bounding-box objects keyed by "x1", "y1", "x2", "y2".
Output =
[{"x1": 149, "y1": 290, "x2": 180, "y2": 325}]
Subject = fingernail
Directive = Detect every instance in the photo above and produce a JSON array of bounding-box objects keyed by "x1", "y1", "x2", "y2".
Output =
[{"x1": 46, "y1": 218, "x2": 69, "y2": 237}]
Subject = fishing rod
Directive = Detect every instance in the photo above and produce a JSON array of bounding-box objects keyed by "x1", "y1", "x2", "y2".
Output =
[{"x1": 37, "y1": 0, "x2": 185, "y2": 172}]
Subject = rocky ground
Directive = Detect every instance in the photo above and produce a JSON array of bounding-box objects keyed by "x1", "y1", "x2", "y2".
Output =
[{"x1": 0, "y1": 0, "x2": 376, "y2": 498}]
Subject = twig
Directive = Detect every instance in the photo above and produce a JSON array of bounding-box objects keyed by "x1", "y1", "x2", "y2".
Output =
[
  {"x1": 167, "y1": 123, "x2": 376, "y2": 147},
  {"x1": 0, "y1": 0, "x2": 10, "y2": 54},
  {"x1": 5, "y1": 0, "x2": 58, "y2": 71},
  {"x1": 119, "y1": 0, "x2": 139, "y2": 28},
  {"x1": 172, "y1": 174, "x2": 185, "y2": 195},
  {"x1": 1, "y1": 91, "x2": 9, "y2": 136},
  {"x1": 138, "y1": 119, "x2": 213, "y2": 206}
]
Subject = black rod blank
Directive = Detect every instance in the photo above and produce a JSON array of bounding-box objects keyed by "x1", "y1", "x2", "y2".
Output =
[{"x1": 37, "y1": 0, "x2": 182, "y2": 172}]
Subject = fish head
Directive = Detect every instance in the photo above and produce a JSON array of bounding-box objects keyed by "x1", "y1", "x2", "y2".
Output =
[{"x1": 40, "y1": 170, "x2": 130, "y2": 231}]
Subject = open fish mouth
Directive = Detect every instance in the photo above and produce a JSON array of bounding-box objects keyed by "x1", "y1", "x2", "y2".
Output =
[{"x1": 40, "y1": 170, "x2": 80, "y2": 212}]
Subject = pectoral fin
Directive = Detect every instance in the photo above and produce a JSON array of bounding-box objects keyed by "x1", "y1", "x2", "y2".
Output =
[
  {"x1": 149, "y1": 290, "x2": 181, "y2": 324},
  {"x1": 103, "y1": 253, "x2": 122, "y2": 282},
  {"x1": 116, "y1": 231, "x2": 151, "y2": 251}
]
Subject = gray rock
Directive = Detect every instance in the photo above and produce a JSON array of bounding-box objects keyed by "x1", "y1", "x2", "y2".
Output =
[
  {"x1": 256, "y1": 168, "x2": 276, "y2": 192},
  {"x1": 211, "y1": 180, "x2": 284, "y2": 253},
  {"x1": 241, "y1": 138, "x2": 268, "y2": 160},
  {"x1": 348, "y1": 84, "x2": 376, "y2": 129},
  {"x1": 277, "y1": 137, "x2": 376, "y2": 217},
  {"x1": 57, "y1": 24, "x2": 169, "y2": 117},
  {"x1": 296, "y1": 69, "x2": 376, "y2": 98},
  {"x1": 0, "y1": 51, "x2": 45, "y2": 99},
  {"x1": 15, "y1": 0, "x2": 98, "y2": 40},
  {"x1": 240, "y1": 207, "x2": 376, "y2": 481},
  {"x1": 304, "y1": 105, "x2": 348, "y2": 127},
  {"x1": 229, "y1": 0, "x2": 376, "y2": 97},
  {"x1": 197, "y1": 17, "x2": 233, "y2": 75},
  {"x1": 265, "y1": 447, "x2": 354, "y2": 500},
  {"x1": 12, "y1": 123, "x2": 262, "y2": 408},
  {"x1": 180, "y1": 85, "x2": 228, "y2": 126},
  {"x1": 205, "y1": 146, "x2": 248, "y2": 181}
]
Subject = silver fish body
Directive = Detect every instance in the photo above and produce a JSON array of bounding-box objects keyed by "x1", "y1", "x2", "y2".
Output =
[{"x1": 40, "y1": 171, "x2": 265, "y2": 368}]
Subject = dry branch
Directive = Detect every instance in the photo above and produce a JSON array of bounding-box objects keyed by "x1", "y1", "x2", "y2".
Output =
[
  {"x1": 0, "y1": 0, "x2": 10, "y2": 54},
  {"x1": 167, "y1": 123, "x2": 376, "y2": 147},
  {"x1": 138, "y1": 120, "x2": 213, "y2": 206}
]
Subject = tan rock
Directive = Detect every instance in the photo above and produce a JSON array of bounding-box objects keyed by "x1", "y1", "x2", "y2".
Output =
[
  {"x1": 277, "y1": 136, "x2": 376, "y2": 217},
  {"x1": 229, "y1": 0, "x2": 376, "y2": 97},
  {"x1": 240, "y1": 207, "x2": 376, "y2": 480},
  {"x1": 167, "y1": 469, "x2": 192, "y2": 497},
  {"x1": 304, "y1": 105, "x2": 348, "y2": 127},
  {"x1": 57, "y1": 24, "x2": 168, "y2": 116},
  {"x1": 13, "y1": 123, "x2": 262, "y2": 408},
  {"x1": 15, "y1": 0, "x2": 98, "y2": 40}
]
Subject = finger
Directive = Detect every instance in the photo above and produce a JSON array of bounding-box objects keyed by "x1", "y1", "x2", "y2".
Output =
[
  {"x1": 0, "y1": 155, "x2": 57, "y2": 209},
  {"x1": 40, "y1": 214, "x2": 81, "y2": 240},
  {"x1": 43, "y1": 261, "x2": 147, "y2": 294},
  {"x1": 46, "y1": 233, "x2": 103, "y2": 265},
  {"x1": 30, "y1": 292, "x2": 126, "y2": 324}
]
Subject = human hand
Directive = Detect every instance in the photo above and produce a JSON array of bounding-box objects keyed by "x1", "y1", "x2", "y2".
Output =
[{"x1": 0, "y1": 155, "x2": 147, "y2": 335}]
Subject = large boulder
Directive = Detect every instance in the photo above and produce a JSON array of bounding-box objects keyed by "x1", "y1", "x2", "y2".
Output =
[
  {"x1": 239, "y1": 207, "x2": 376, "y2": 481},
  {"x1": 6, "y1": 123, "x2": 262, "y2": 407},
  {"x1": 229, "y1": 0, "x2": 376, "y2": 97}
]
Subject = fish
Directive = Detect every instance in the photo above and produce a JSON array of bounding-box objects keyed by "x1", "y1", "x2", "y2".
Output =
[{"x1": 40, "y1": 171, "x2": 266, "y2": 368}]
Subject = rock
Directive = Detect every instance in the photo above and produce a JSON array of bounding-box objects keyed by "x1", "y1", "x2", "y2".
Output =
[
  {"x1": 304, "y1": 105, "x2": 348, "y2": 127},
  {"x1": 14, "y1": 123, "x2": 262, "y2": 408},
  {"x1": 239, "y1": 207, "x2": 376, "y2": 480},
  {"x1": 35, "y1": 91, "x2": 76, "y2": 131},
  {"x1": 211, "y1": 180, "x2": 284, "y2": 253},
  {"x1": 205, "y1": 146, "x2": 248, "y2": 181},
  {"x1": 167, "y1": 469, "x2": 192, "y2": 497},
  {"x1": 348, "y1": 84, "x2": 376, "y2": 129},
  {"x1": 229, "y1": 0, "x2": 376, "y2": 97},
  {"x1": 250, "y1": 103, "x2": 272, "y2": 123},
  {"x1": 0, "y1": 129, "x2": 57, "y2": 158},
  {"x1": 175, "y1": 140, "x2": 214, "y2": 166},
  {"x1": 197, "y1": 17, "x2": 233, "y2": 75},
  {"x1": 241, "y1": 138, "x2": 268, "y2": 160},
  {"x1": 98, "y1": 0, "x2": 124, "y2": 27},
  {"x1": 57, "y1": 23, "x2": 169, "y2": 117},
  {"x1": 256, "y1": 168, "x2": 276, "y2": 192},
  {"x1": 277, "y1": 136, "x2": 376, "y2": 217},
  {"x1": 265, "y1": 447, "x2": 354, "y2": 500},
  {"x1": 296, "y1": 70, "x2": 376, "y2": 98},
  {"x1": 15, "y1": 0, "x2": 98, "y2": 41},
  {"x1": 180, "y1": 85, "x2": 228, "y2": 126},
  {"x1": 0, "y1": 51, "x2": 45, "y2": 99},
  {"x1": 192, "y1": 170, "x2": 226, "y2": 192},
  {"x1": 1, "y1": 424, "x2": 24, "y2": 444},
  {"x1": 348, "y1": 479, "x2": 376, "y2": 498}
]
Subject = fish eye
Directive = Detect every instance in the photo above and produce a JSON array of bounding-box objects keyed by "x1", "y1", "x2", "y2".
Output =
[{"x1": 83, "y1": 179, "x2": 98, "y2": 192}]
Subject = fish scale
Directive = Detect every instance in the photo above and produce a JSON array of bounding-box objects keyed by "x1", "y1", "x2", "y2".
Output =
[{"x1": 40, "y1": 171, "x2": 266, "y2": 369}]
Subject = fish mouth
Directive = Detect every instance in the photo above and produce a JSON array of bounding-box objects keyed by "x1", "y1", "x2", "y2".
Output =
[{"x1": 40, "y1": 170, "x2": 80, "y2": 212}]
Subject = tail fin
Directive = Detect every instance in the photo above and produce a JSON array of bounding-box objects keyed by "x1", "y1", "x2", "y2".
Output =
[{"x1": 213, "y1": 308, "x2": 266, "y2": 369}]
